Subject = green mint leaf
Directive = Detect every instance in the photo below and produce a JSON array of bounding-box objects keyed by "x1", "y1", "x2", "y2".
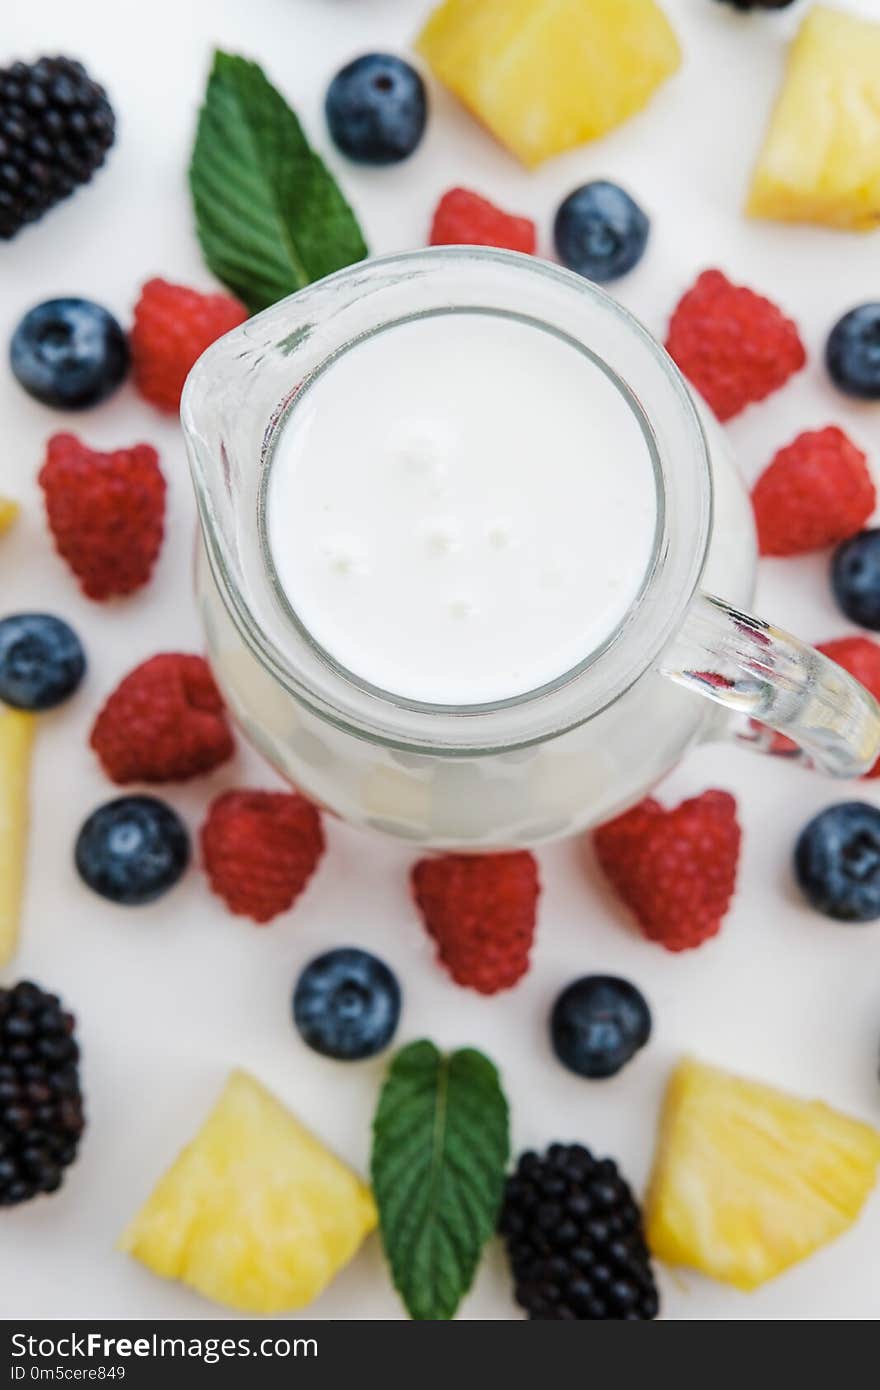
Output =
[
  {"x1": 371, "y1": 1039, "x2": 510, "y2": 1320},
  {"x1": 189, "y1": 51, "x2": 368, "y2": 313}
]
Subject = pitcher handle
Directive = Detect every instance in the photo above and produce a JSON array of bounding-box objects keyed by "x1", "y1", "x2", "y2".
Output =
[{"x1": 660, "y1": 592, "x2": 880, "y2": 778}]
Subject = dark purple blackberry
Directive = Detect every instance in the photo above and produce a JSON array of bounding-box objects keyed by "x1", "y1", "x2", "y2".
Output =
[
  {"x1": 0, "y1": 56, "x2": 115, "y2": 239},
  {"x1": 499, "y1": 1143, "x2": 659, "y2": 1320},
  {"x1": 714, "y1": 1, "x2": 797, "y2": 9},
  {"x1": 0, "y1": 981, "x2": 85, "y2": 1207}
]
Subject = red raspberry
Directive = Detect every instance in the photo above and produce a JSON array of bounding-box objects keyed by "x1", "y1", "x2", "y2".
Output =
[
  {"x1": 38, "y1": 432, "x2": 165, "y2": 600},
  {"x1": 750, "y1": 636, "x2": 880, "y2": 761},
  {"x1": 411, "y1": 851, "x2": 540, "y2": 994},
  {"x1": 593, "y1": 790, "x2": 740, "y2": 952},
  {"x1": 752, "y1": 426, "x2": 875, "y2": 557},
  {"x1": 201, "y1": 790, "x2": 325, "y2": 923},
  {"x1": 665, "y1": 269, "x2": 806, "y2": 421},
  {"x1": 429, "y1": 187, "x2": 537, "y2": 254},
  {"x1": 130, "y1": 278, "x2": 248, "y2": 412},
  {"x1": 749, "y1": 723, "x2": 799, "y2": 758},
  {"x1": 91, "y1": 654, "x2": 234, "y2": 784},
  {"x1": 818, "y1": 638, "x2": 880, "y2": 778}
]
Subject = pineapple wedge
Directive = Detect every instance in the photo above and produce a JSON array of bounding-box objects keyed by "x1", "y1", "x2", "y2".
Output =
[
  {"x1": 748, "y1": 6, "x2": 880, "y2": 231},
  {"x1": 0, "y1": 707, "x2": 36, "y2": 966},
  {"x1": 646, "y1": 1058, "x2": 880, "y2": 1291},
  {"x1": 120, "y1": 1070, "x2": 377, "y2": 1313},
  {"x1": 417, "y1": 0, "x2": 681, "y2": 168},
  {"x1": 0, "y1": 497, "x2": 18, "y2": 535}
]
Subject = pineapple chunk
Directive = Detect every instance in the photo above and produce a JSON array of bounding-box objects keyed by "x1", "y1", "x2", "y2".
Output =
[
  {"x1": 748, "y1": 6, "x2": 880, "y2": 231},
  {"x1": 0, "y1": 707, "x2": 35, "y2": 966},
  {"x1": 120, "y1": 1070, "x2": 377, "y2": 1313},
  {"x1": 0, "y1": 497, "x2": 18, "y2": 535},
  {"x1": 417, "y1": 0, "x2": 681, "y2": 168},
  {"x1": 646, "y1": 1058, "x2": 880, "y2": 1291}
]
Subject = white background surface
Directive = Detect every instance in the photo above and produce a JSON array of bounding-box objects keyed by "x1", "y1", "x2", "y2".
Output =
[{"x1": 1, "y1": 0, "x2": 879, "y2": 1322}]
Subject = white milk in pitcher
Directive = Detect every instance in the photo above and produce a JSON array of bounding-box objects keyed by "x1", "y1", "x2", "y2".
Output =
[{"x1": 266, "y1": 313, "x2": 658, "y2": 705}]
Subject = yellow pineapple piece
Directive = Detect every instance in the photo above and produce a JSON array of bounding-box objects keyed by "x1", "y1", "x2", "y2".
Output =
[
  {"x1": 0, "y1": 497, "x2": 18, "y2": 535},
  {"x1": 748, "y1": 6, "x2": 880, "y2": 231},
  {"x1": 646, "y1": 1058, "x2": 880, "y2": 1291},
  {"x1": 416, "y1": 0, "x2": 681, "y2": 168},
  {"x1": 0, "y1": 707, "x2": 35, "y2": 966},
  {"x1": 120, "y1": 1070, "x2": 377, "y2": 1313}
]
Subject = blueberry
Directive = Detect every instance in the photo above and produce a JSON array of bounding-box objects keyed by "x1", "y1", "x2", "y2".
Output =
[
  {"x1": 75, "y1": 797, "x2": 190, "y2": 906},
  {"x1": 550, "y1": 976, "x2": 651, "y2": 1079},
  {"x1": 831, "y1": 530, "x2": 880, "y2": 630},
  {"x1": 293, "y1": 947, "x2": 401, "y2": 1061},
  {"x1": 325, "y1": 54, "x2": 427, "y2": 165},
  {"x1": 553, "y1": 182, "x2": 649, "y2": 283},
  {"x1": 0, "y1": 613, "x2": 85, "y2": 711},
  {"x1": 794, "y1": 802, "x2": 880, "y2": 922},
  {"x1": 826, "y1": 305, "x2": 880, "y2": 401},
  {"x1": 10, "y1": 298, "x2": 129, "y2": 410}
]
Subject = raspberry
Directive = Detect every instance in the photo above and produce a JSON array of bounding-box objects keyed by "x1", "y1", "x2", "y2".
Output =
[
  {"x1": 749, "y1": 635, "x2": 880, "y2": 760},
  {"x1": 411, "y1": 851, "x2": 540, "y2": 994},
  {"x1": 817, "y1": 638, "x2": 880, "y2": 778},
  {"x1": 665, "y1": 269, "x2": 806, "y2": 421},
  {"x1": 201, "y1": 790, "x2": 325, "y2": 923},
  {"x1": 429, "y1": 187, "x2": 537, "y2": 254},
  {"x1": 752, "y1": 427, "x2": 875, "y2": 557},
  {"x1": 91, "y1": 654, "x2": 234, "y2": 784},
  {"x1": 749, "y1": 723, "x2": 799, "y2": 758},
  {"x1": 130, "y1": 278, "x2": 248, "y2": 412},
  {"x1": 38, "y1": 433, "x2": 165, "y2": 600},
  {"x1": 593, "y1": 790, "x2": 741, "y2": 952}
]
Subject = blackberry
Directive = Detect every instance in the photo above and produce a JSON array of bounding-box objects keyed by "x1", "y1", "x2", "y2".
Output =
[
  {"x1": 714, "y1": 1, "x2": 797, "y2": 9},
  {"x1": 499, "y1": 1143, "x2": 659, "y2": 1320},
  {"x1": 0, "y1": 981, "x2": 85, "y2": 1207},
  {"x1": 0, "y1": 56, "x2": 115, "y2": 240}
]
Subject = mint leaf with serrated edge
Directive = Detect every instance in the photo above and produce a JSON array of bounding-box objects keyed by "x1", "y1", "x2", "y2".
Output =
[
  {"x1": 371, "y1": 1039, "x2": 510, "y2": 1320},
  {"x1": 189, "y1": 51, "x2": 368, "y2": 314}
]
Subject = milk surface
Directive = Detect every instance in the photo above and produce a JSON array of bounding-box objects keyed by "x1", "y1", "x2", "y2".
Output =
[{"x1": 266, "y1": 311, "x2": 658, "y2": 705}]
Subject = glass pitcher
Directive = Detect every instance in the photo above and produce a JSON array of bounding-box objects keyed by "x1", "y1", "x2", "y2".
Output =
[{"x1": 181, "y1": 249, "x2": 880, "y2": 849}]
